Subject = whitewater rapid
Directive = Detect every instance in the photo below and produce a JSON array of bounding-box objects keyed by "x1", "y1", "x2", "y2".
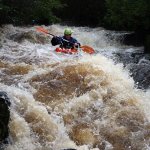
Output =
[{"x1": 0, "y1": 24, "x2": 150, "y2": 150}]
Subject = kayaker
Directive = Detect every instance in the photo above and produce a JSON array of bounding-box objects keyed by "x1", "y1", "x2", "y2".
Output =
[{"x1": 51, "y1": 28, "x2": 81, "y2": 49}]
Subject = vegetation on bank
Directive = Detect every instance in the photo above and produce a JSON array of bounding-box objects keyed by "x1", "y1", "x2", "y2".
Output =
[
  {"x1": 104, "y1": 0, "x2": 150, "y2": 31},
  {"x1": 0, "y1": 0, "x2": 149, "y2": 30},
  {"x1": 0, "y1": 0, "x2": 62, "y2": 25},
  {"x1": 103, "y1": 0, "x2": 149, "y2": 52},
  {"x1": 0, "y1": 0, "x2": 150, "y2": 51}
]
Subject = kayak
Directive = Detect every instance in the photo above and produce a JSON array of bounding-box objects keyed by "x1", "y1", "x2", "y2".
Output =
[
  {"x1": 55, "y1": 45, "x2": 95, "y2": 54},
  {"x1": 55, "y1": 47, "x2": 78, "y2": 54}
]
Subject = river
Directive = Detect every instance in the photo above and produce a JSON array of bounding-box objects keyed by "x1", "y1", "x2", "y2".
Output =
[{"x1": 0, "y1": 24, "x2": 150, "y2": 150}]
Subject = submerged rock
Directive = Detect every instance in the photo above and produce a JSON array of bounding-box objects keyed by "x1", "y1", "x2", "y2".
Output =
[
  {"x1": 8, "y1": 31, "x2": 50, "y2": 44},
  {"x1": 128, "y1": 59, "x2": 150, "y2": 89},
  {"x1": 115, "y1": 51, "x2": 150, "y2": 89}
]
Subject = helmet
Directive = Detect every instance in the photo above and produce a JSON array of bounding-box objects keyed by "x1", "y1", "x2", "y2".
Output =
[{"x1": 64, "y1": 28, "x2": 73, "y2": 35}]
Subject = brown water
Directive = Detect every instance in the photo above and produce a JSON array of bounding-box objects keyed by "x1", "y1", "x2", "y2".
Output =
[{"x1": 0, "y1": 25, "x2": 150, "y2": 150}]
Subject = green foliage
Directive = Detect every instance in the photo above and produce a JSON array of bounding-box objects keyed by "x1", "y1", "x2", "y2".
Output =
[
  {"x1": 59, "y1": 0, "x2": 106, "y2": 26},
  {"x1": 0, "y1": 1, "x2": 10, "y2": 24},
  {"x1": 0, "y1": 0, "x2": 149, "y2": 31},
  {"x1": 0, "y1": 0, "x2": 62, "y2": 25},
  {"x1": 31, "y1": 0, "x2": 62, "y2": 24},
  {"x1": 104, "y1": 0, "x2": 150, "y2": 31}
]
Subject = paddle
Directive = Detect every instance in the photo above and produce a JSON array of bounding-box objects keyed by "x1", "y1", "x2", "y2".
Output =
[
  {"x1": 36, "y1": 26, "x2": 55, "y2": 36},
  {"x1": 80, "y1": 45, "x2": 95, "y2": 54},
  {"x1": 36, "y1": 26, "x2": 95, "y2": 54},
  {"x1": 36, "y1": 26, "x2": 74, "y2": 43}
]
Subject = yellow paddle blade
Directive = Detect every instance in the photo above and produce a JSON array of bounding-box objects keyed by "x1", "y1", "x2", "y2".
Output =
[{"x1": 80, "y1": 45, "x2": 95, "y2": 54}]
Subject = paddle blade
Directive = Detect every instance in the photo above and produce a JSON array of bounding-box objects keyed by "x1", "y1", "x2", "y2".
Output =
[
  {"x1": 36, "y1": 27, "x2": 49, "y2": 34},
  {"x1": 80, "y1": 45, "x2": 95, "y2": 54}
]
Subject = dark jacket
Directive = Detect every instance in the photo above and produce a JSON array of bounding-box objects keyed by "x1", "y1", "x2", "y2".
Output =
[{"x1": 51, "y1": 36, "x2": 80, "y2": 49}]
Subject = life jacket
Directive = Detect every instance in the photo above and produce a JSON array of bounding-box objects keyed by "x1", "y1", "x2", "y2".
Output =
[
  {"x1": 60, "y1": 36, "x2": 80, "y2": 49},
  {"x1": 51, "y1": 36, "x2": 80, "y2": 49}
]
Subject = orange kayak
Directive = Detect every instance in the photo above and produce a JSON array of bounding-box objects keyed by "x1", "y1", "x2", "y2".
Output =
[
  {"x1": 55, "y1": 47, "x2": 78, "y2": 54},
  {"x1": 55, "y1": 45, "x2": 95, "y2": 54}
]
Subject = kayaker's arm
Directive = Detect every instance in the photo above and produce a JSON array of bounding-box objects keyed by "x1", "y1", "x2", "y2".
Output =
[{"x1": 51, "y1": 36, "x2": 74, "y2": 46}]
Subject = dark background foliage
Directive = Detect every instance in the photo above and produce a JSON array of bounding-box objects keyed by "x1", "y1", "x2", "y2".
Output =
[
  {"x1": 0, "y1": 0, "x2": 149, "y2": 31},
  {"x1": 0, "y1": 0, "x2": 150, "y2": 52},
  {"x1": 104, "y1": 0, "x2": 150, "y2": 31},
  {"x1": 0, "y1": 0, "x2": 62, "y2": 25},
  {"x1": 57, "y1": 0, "x2": 106, "y2": 27}
]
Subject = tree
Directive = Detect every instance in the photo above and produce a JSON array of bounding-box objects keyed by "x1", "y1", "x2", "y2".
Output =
[
  {"x1": 58, "y1": 0, "x2": 106, "y2": 26},
  {"x1": 104, "y1": 0, "x2": 150, "y2": 31},
  {"x1": 0, "y1": 0, "x2": 62, "y2": 25},
  {"x1": 31, "y1": 0, "x2": 63, "y2": 25}
]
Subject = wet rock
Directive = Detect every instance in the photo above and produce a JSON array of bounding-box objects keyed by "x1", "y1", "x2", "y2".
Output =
[
  {"x1": 145, "y1": 34, "x2": 150, "y2": 53},
  {"x1": 128, "y1": 59, "x2": 150, "y2": 89},
  {"x1": 115, "y1": 52, "x2": 144, "y2": 66},
  {"x1": 117, "y1": 30, "x2": 150, "y2": 55},
  {"x1": 115, "y1": 50, "x2": 150, "y2": 89},
  {"x1": 0, "y1": 92, "x2": 11, "y2": 144},
  {"x1": 8, "y1": 31, "x2": 50, "y2": 44},
  {"x1": 120, "y1": 32, "x2": 145, "y2": 47},
  {"x1": 62, "y1": 149, "x2": 76, "y2": 150},
  {"x1": 0, "y1": 42, "x2": 2, "y2": 48}
]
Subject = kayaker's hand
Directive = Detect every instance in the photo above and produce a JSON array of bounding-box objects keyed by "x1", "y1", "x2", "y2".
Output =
[
  {"x1": 54, "y1": 36, "x2": 59, "y2": 40},
  {"x1": 74, "y1": 43, "x2": 80, "y2": 48}
]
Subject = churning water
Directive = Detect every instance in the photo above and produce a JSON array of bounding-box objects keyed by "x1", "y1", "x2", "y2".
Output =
[{"x1": 0, "y1": 24, "x2": 150, "y2": 150}]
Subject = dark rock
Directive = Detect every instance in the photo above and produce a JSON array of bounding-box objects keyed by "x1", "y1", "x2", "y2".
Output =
[
  {"x1": 115, "y1": 52, "x2": 144, "y2": 66},
  {"x1": 62, "y1": 149, "x2": 77, "y2": 150},
  {"x1": 8, "y1": 31, "x2": 50, "y2": 44},
  {"x1": 121, "y1": 32, "x2": 145, "y2": 47},
  {"x1": 128, "y1": 60, "x2": 150, "y2": 89},
  {"x1": 117, "y1": 30, "x2": 150, "y2": 55},
  {"x1": 115, "y1": 51, "x2": 150, "y2": 89},
  {"x1": 144, "y1": 34, "x2": 150, "y2": 53},
  {"x1": 0, "y1": 92, "x2": 10, "y2": 144}
]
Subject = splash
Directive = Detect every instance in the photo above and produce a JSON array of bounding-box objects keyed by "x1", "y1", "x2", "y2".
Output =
[{"x1": 0, "y1": 25, "x2": 150, "y2": 150}]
